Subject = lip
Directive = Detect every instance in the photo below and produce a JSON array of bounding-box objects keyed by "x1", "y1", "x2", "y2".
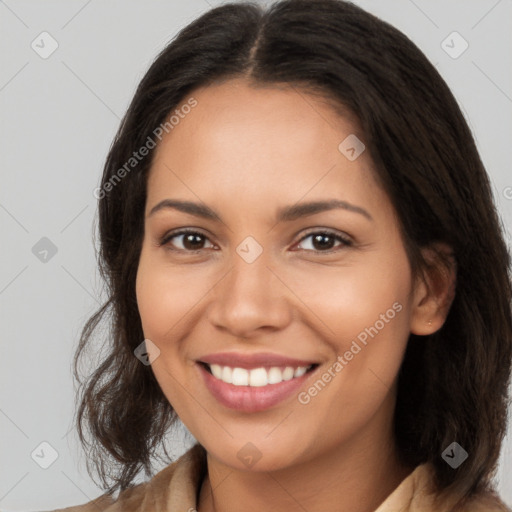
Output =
[
  {"x1": 198, "y1": 351, "x2": 318, "y2": 370},
  {"x1": 196, "y1": 361, "x2": 318, "y2": 413}
]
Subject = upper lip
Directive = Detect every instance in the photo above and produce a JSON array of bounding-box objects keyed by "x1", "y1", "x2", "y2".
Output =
[{"x1": 198, "y1": 352, "x2": 318, "y2": 370}]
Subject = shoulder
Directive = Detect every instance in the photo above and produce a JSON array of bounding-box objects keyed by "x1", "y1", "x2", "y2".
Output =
[
  {"x1": 415, "y1": 463, "x2": 511, "y2": 512},
  {"x1": 49, "y1": 474, "x2": 166, "y2": 512},
  {"x1": 457, "y1": 490, "x2": 512, "y2": 512},
  {"x1": 49, "y1": 492, "x2": 116, "y2": 511},
  {"x1": 50, "y1": 443, "x2": 207, "y2": 512},
  {"x1": 387, "y1": 462, "x2": 511, "y2": 512}
]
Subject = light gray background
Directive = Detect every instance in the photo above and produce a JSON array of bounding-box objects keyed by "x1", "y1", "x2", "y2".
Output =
[{"x1": 1, "y1": 0, "x2": 511, "y2": 510}]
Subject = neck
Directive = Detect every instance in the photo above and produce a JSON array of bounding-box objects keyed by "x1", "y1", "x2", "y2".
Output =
[{"x1": 197, "y1": 405, "x2": 413, "y2": 512}]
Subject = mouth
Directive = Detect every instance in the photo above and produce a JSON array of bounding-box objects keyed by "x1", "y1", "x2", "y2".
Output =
[
  {"x1": 196, "y1": 360, "x2": 320, "y2": 413},
  {"x1": 199, "y1": 361, "x2": 318, "y2": 386}
]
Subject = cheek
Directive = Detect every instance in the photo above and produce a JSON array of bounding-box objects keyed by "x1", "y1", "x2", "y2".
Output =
[
  {"x1": 286, "y1": 248, "x2": 413, "y2": 409},
  {"x1": 306, "y1": 262, "x2": 412, "y2": 414},
  {"x1": 135, "y1": 247, "x2": 209, "y2": 342},
  {"x1": 135, "y1": 250, "x2": 195, "y2": 405},
  {"x1": 279, "y1": 251, "x2": 412, "y2": 345},
  {"x1": 295, "y1": 298, "x2": 411, "y2": 450}
]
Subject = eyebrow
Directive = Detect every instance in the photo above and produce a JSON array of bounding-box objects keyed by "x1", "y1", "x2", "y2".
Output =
[{"x1": 148, "y1": 199, "x2": 373, "y2": 222}]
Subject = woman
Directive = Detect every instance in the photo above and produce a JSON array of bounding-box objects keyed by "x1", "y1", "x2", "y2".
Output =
[{"x1": 56, "y1": 0, "x2": 512, "y2": 510}]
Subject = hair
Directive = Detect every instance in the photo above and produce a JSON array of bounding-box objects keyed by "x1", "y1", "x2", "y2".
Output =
[{"x1": 74, "y1": 0, "x2": 512, "y2": 508}]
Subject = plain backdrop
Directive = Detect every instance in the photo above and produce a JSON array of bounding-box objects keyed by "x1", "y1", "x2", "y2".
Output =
[{"x1": 1, "y1": 1, "x2": 511, "y2": 510}]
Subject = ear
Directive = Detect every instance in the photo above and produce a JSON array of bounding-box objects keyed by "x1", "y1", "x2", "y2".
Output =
[{"x1": 410, "y1": 243, "x2": 457, "y2": 336}]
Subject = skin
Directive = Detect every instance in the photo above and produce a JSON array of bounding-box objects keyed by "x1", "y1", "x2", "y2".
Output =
[{"x1": 135, "y1": 77, "x2": 455, "y2": 512}]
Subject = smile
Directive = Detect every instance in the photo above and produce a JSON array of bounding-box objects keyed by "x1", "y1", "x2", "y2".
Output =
[
  {"x1": 196, "y1": 355, "x2": 319, "y2": 412},
  {"x1": 204, "y1": 363, "x2": 314, "y2": 386}
]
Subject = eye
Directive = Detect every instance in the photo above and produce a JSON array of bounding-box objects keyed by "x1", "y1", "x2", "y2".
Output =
[
  {"x1": 158, "y1": 228, "x2": 352, "y2": 254},
  {"x1": 294, "y1": 230, "x2": 352, "y2": 253},
  {"x1": 159, "y1": 229, "x2": 216, "y2": 252}
]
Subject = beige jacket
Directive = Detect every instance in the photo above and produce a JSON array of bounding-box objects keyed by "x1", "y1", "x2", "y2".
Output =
[{"x1": 54, "y1": 444, "x2": 511, "y2": 512}]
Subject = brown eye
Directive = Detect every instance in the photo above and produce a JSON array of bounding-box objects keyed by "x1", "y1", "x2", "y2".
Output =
[
  {"x1": 160, "y1": 230, "x2": 215, "y2": 251},
  {"x1": 295, "y1": 231, "x2": 352, "y2": 252}
]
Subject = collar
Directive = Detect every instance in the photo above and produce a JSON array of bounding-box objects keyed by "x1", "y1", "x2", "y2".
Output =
[{"x1": 158, "y1": 444, "x2": 439, "y2": 512}]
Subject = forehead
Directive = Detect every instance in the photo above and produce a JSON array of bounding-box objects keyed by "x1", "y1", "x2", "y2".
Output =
[
  {"x1": 158, "y1": 77, "x2": 363, "y2": 155},
  {"x1": 146, "y1": 78, "x2": 387, "y2": 219}
]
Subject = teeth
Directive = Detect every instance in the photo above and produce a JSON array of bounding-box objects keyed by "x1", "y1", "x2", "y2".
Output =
[
  {"x1": 232, "y1": 367, "x2": 249, "y2": 386},
  {"x1": 210, "y1": 364, "x2": 222, "y2": 379},
  {"x1": 294, "y1": 366, "x2": 308, "y2": 378},
  {"x1": 282, "y1": 367, "x2": 294, "y2": 380},
  {"x1": 207, "y1": 364, "x2": 312, "y2": 386},
  {"x1": 221, "y1": 366, "x2": 232, "y2": 384},
  {"x1": 249, "y1": 367, "x2": 268, "y2": 387},
  {"x1": 268, "y1": 367, "x2": 283, "y2": 384}
]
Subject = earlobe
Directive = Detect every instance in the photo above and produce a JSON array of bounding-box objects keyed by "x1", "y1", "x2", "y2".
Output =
[{"x1": 410, "y1": 243, "x2": 457, "y2": 336}]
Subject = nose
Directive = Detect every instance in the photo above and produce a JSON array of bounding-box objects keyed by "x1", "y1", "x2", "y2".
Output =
[{"x1": 207, "y1": 251, "x2": 293, "y2": 338}]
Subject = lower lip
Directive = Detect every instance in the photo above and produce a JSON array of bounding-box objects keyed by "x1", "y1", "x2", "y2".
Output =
[{"x1": 197, "y1": 363, "x2": 315, "y2": 413}]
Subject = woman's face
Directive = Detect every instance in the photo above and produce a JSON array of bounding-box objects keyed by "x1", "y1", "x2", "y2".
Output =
[{"x1": 136, "y1": 78, "x2": 423, "y2": 471}]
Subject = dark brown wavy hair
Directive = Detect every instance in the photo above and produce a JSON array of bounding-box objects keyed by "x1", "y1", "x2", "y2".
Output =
[{"x1": 74, "y1": 0, "x2": 512, "y2": 507}]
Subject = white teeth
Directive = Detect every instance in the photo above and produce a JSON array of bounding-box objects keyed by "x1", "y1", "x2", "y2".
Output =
[
  {"x1": 207, "y1": 364, "x2": 312, "y2": 386},
  {"x1": 294, "y1": 366, "x2": 308, "y2": 378},
  {"x1": 249, "y1": 367, "x2": 268, "y2": 387},
  {"x1": 268, "y1": 367, "x2": 283, "y2": 384},
  {"x1": 231, "y1": 367, "x2": 249, "y2": 386},
  {"x1": 282, "y1": 367, "x2": 295, "y2": 381},
  {"x1": 221, "y1": 366, "x2": 232, "y2": 384},
  {"x1": 210, "y1": 364, "x2": 222, "y2": 379}
]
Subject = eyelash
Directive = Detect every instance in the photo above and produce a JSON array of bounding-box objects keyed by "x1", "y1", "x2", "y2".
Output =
[{"x1": 158, "y1": 228, "x2": 353, "y2": 254}]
